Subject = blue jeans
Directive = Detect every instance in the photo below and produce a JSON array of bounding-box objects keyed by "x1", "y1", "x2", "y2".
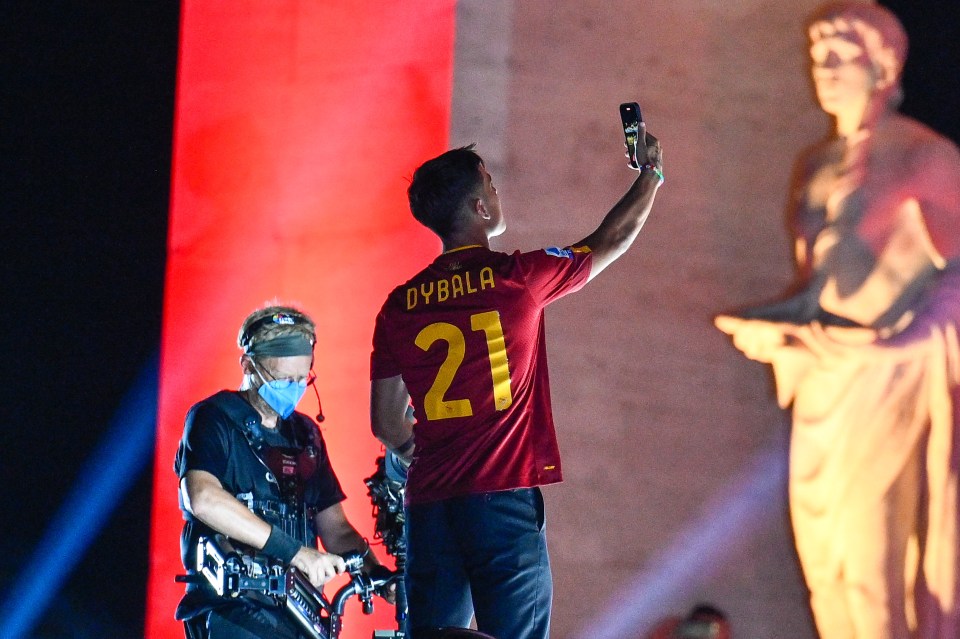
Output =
[{"x1": 405, "y1": 487, "x2": 552, "y2": 639}]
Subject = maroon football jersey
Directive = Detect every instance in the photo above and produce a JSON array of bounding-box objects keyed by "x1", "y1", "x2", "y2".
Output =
[{"x1": 371, "y1": 244, "x2": 592, "y2": 504}]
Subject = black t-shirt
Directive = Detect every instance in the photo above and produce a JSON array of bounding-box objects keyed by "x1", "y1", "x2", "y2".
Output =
[{"x1": 174, "y1": 390, "x2": 345, "y2": 618}]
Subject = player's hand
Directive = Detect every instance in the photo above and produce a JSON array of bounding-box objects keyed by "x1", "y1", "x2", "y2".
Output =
[
  {"x1": 715, "y1": 315, "x2": 787, "y2": 362},
  {"x1": 290, "y1": 547, "x2": 347, "y2": 587},
  {"x1": 641, "y1": 125, "x2": 662, "y2": 174},
  {"x1": 626, "y1": 122, "x2": 662, "y2": 181}
]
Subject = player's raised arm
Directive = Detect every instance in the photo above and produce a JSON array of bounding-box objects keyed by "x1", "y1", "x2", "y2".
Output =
[{"x1": 576, "y1": 124, "x2": 663, "y2": 281}]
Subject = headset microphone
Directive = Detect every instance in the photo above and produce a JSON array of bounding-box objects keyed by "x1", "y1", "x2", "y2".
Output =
[{"x1": 311, "y1": 381, "x2": 325, "y2": 422}]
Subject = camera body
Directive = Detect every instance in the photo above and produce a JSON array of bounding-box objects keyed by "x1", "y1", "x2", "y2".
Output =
[{"x1": 365, "y1": 455, "x2": 407, "y2": 560}]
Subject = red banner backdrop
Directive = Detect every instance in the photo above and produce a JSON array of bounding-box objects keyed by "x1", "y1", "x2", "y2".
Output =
[{"x1": 145, "y1": 2, "x2": 454, "y2": 637}]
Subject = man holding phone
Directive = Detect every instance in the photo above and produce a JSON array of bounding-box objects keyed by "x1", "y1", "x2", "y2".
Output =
[{"x1": 369, "y1": 120, "x2": 662, "y2": 638}]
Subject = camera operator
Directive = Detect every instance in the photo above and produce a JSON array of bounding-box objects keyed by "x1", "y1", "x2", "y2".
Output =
[{"x1": 174, "y1": 305, "x2": 385, "y2": 639}]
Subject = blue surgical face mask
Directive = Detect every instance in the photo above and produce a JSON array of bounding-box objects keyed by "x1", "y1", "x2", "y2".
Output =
[{"x1": 253, "y1": 365, "x2": 308, "y2": 419}]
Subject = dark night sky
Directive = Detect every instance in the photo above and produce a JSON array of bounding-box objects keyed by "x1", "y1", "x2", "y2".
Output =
[
  {"x1": 3, "y1": 3, "x2": 177, "y2": 636},
  {"x1": 1, "y1": 2, "x2": 957, "y2": 637}
]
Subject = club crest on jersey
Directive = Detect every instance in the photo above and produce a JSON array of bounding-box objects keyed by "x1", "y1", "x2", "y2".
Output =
[{"x1": 544, "y1": 246, "x2": 573, "y2": 259}]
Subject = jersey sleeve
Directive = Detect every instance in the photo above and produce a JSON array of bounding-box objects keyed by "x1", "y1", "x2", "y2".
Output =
[
  {"x1": 516, "y1": 247, "x2": 593, "y2": 307},
  {"x1": 175, "y1": 401, "x2": 231, "y2": 480},
  {"x1": 370, "y1": 303, "x2": 401, "y2": 380}
]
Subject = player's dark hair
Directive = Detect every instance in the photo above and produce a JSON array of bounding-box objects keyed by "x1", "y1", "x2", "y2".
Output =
[{"x1": 407, "y1": 145, "x2": 484, "y2": 238}]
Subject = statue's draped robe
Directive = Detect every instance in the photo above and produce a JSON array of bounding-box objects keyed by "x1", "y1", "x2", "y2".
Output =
[{"x1": 771, "y1": 275, "x2": 960, "y2": 639}]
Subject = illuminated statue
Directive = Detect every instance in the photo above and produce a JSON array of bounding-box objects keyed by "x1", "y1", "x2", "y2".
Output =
[{"x1": 715, "y1": 3, "x2": 960, "y2": 638}]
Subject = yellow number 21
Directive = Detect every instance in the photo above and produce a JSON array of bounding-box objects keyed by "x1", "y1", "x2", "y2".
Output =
[{"x1": 415, "y1": 310, "x2": 513, "y2": 421}]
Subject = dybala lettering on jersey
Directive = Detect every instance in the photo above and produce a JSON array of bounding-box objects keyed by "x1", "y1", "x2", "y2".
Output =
[{"x1": 406, "y1": 266, "x2": 496, "y2": 310}]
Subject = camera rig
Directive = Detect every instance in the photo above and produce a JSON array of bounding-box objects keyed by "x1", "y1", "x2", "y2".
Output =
[
  {"x1": 177, "y1": 453, "x2": 409, "y2": 639},
  {"x1": 180, "y1": 534, "x2": 393, "y2": 639},
  {"x1": 365, "y1": 453, "x2": 409, "y2": 634},
  {"x1": 364, "y1": 454, "x2": 407, "y2": 561}
]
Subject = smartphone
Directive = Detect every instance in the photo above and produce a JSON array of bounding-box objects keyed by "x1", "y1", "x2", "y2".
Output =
[{"x1": 619, "y1": 102, "x2": 644, "y2": 169}]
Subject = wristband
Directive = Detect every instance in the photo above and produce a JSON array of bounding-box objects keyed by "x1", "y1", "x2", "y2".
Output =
[
  {"x1": 394, "y1": 434, "x2": 416, "y2": 456},
  {"x1": 262, "y1": 524, "x2": 301, "y2": 564},
  {"x1": 640, "y1": 163, "x2": 664, "y2": 185}
]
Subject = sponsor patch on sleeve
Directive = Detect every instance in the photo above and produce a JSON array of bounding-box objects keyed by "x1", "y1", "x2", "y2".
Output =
[{"x1": 544, "y1": 246, "x2": 573, "y2": 259}]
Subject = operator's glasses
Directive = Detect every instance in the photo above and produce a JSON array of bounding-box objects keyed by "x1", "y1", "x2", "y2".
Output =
[{"x1": 255, "y1": 361, "x2": 317, "y2": 388}]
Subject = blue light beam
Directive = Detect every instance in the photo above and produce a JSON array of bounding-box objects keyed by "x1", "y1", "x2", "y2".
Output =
[
  {"x1": 0, "y1": 353, "x2": 159, "y2": 639},
  {"x1": 571, "y1": 446, "x2": 788, "y2": 639}
]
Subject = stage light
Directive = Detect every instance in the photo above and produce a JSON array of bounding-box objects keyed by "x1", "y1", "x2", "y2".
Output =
[
  {"x1": 0, "y1": 355, "x2": 158, "y2": 639},
  {"x1": 145, "y1": 4, "x2": 455, "y2": 637},
  {"x1": 571, "y1": 448, "x2": 788, "y2": 638}
]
